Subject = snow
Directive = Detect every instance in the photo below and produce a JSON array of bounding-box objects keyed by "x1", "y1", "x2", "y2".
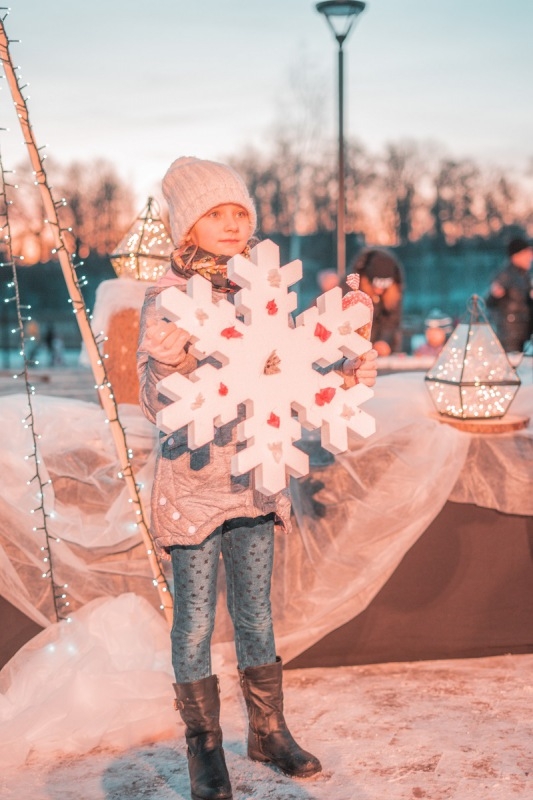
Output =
[{"x1": 2, "y1": 650, "x2": 532, "y2": 799}]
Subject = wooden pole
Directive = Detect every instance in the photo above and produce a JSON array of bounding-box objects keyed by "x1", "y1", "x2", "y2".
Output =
[{"x1": 0, "y1": 21, "x2": 173, "y2": 625}]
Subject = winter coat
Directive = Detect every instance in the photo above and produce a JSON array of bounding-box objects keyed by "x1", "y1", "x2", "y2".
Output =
[
  {"x1": 368, "y1": 286, "x2": 403, "y2": 353},
  {"x1": 486, "y1": 262, "x2": 533, "y2": 352},
  {"x1": 137, "y1": 283, "x2": 292, "y2": 559}
]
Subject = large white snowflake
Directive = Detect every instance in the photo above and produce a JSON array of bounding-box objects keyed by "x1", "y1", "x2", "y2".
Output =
[{"x1": 156, "y1": 240, "x2": 375, "y2": 495}]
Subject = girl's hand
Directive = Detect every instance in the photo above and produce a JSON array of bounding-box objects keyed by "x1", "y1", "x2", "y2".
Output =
[
  {"x1": 342, "y1": 348, "x2": 378, "y2": 387},
  {"x1": 142, "y1": 317, "x2": 190, "y2": 366}
]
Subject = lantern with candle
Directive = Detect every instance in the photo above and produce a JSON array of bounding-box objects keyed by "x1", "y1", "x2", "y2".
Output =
[
  {"x1": 110, "y1": 197, "x2": 172, "y2": 281},
  {"x1": 424, "y1": 295, "x2": 524, "y2": 430}
]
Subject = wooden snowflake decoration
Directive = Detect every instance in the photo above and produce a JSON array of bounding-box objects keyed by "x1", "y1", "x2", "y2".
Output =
[{"x1": 156, "y1": 240, "x2": 375, "y2": 495}]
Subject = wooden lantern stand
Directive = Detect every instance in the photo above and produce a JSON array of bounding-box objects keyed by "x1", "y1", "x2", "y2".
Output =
[{"x1": 434, "y1": 414, "x2": 530, "y2": 434}]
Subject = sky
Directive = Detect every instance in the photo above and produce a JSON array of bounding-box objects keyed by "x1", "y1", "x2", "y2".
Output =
[{"x1": 1, "y1": 0, "x2": 532, "y2": 207}]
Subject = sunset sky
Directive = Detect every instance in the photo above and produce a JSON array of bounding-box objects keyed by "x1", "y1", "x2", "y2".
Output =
[{"x1": 2, "y1": 0, "x2": 532, "y2": 205}]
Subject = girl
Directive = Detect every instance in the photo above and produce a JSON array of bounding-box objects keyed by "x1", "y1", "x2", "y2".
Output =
[{"x1": 137, "y1": 156, "x2": 377, "y2": 800}]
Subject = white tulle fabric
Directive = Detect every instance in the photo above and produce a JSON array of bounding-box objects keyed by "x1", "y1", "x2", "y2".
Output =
[
  {"x1": 0, "y1": 594, "x2": 176, "y2": 769},
  {"x1": 0, "y1": 365, "x2": 531, "y2": 765}
]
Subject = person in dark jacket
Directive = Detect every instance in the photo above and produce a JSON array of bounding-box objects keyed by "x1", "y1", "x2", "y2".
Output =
[
  {"x1": 349, "y1": 247, "x2": 404, "y2": 356},
  {"x1": 486, "y1": 237, "x2": 533, "y2": 352}
]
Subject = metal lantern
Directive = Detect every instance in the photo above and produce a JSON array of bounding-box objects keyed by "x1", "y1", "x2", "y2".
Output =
[
  {"x1": 110, "y1": 197, "x2": 172, "y2": 281},
  {"x1": 425, "y1": 295, "x2": 521, "y2": 420}
]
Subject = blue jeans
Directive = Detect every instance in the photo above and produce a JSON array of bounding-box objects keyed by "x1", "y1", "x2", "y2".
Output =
[{"x1": 170, "y1": 518, "x2": 276, "y2": 683}]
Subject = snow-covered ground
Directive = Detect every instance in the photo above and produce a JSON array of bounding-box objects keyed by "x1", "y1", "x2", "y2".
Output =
[{"x1": 3, "y1": 652, "x2": 532, "y2": 800}]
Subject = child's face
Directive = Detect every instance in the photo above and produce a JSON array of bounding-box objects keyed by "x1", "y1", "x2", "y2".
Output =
[
  {"x1": 189, "y1": 203, "x2": 251, "y2": 257},
  {"x1": 426, "y1": 327, "x2": 446, "y2": 348},
  {"x1": 511, "y1": 247, "x2": 533, "y2": 270}
]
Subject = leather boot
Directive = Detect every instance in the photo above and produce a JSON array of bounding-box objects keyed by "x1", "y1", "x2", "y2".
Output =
[
  {"x1": 238, "y1": 656, "x2": 322, "y2": 778},
  {"x1": 173, "y1": 675, "x2": 232, "y2": 800}
]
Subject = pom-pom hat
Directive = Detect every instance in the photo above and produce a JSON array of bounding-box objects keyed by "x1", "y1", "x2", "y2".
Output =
[
  {"x1": 355, "y1": 248, "x2": 404, "y2": 290},
  {"x1": 162, "y1": 156, "x2": 257, "y2": 246},
  {"x1": 424, "y1": 308, "x2": 454, "y2": 334}
]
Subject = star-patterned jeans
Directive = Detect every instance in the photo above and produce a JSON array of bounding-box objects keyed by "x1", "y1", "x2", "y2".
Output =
[{"x1": 169, "y1": 517, "x2": 276, "y2": 683}]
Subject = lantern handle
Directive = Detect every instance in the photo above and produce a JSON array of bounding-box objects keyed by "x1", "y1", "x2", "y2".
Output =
[
  {"x1": 466, "y1": 294, "x2": 488, "y2": 323},
  {"x1": 144, "y1": 196, "x2": 162, "y2": 219}
]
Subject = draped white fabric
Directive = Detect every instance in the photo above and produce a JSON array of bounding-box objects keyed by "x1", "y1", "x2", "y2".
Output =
[
  {"x1": 0, "y1": 366, "x2": 531, "y2": 764},
  {"x1": 0, "y1": 594, "x2": 177, "y2": 769}
]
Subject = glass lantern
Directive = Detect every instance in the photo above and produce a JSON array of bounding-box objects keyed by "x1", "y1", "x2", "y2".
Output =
[
  {"x1": 110, "y1": 197, "x2": 173, "y2": 281},
  {"x1": 425, "y1": 295, "x2": 521, "y2": 420}
]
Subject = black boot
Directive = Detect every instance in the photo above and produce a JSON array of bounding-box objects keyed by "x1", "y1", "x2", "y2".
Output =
[
  {"x1": 238, "y1": 657, "x2": 322, "y2": 778},
  {"x1": 173, "y1": 675, "x2": 232, "y2": 800}
]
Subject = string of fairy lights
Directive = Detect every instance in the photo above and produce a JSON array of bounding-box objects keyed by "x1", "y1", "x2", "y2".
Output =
[
  {"x1": 0, "y1": 151, "x2": 71, "y2": 621},
  {"x1": 0, "y1": 10, "x2": 173, "y2": 622}
]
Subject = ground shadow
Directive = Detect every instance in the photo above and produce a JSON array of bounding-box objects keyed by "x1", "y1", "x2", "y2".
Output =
[
  {"x1": 100, "y1": 739, "x2": 332, "y2": 800},
  {"x1": 101, "y1": 745, "x2": 189, "y2": 799}
]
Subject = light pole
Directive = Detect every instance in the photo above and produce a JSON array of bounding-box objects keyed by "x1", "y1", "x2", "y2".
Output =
[{"x1": 315, "y1": 0, "x2": 366, "y2": 279}]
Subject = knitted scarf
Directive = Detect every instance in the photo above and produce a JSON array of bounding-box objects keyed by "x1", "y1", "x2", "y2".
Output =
[{"x1": 169, "y1": 241, "x2": 256, "y2": 295}]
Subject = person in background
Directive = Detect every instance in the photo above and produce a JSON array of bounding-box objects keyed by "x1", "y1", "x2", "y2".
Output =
[
  {"x1": 44, "y1": 324, "x2": 55, "y2": 365},
  {"x1": 44, "y1": 324, "x2": 65, "y2": 367},
  {"x1": 414, "y1": 308, "x2": 454, "y2": 358},
  {"x1": 25, "y1": 319, "x2": 40, "y2": 363},
  {"x1": 316, "y1": 269, "x2": 341, "y2": 295},
  {"x1": 349, "y1": 247, "x2": 404, "y2": 356},
  {"x1": 52, "y1": 331, "x2": 65, "y2": 366},
  {"x1": 485, "y1": 237, "x2": 533, "y2": 352}
]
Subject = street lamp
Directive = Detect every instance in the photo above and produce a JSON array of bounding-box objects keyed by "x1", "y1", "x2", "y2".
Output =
[{"x1": 315, "y1": 0, "x2": 366, "y2": 279}]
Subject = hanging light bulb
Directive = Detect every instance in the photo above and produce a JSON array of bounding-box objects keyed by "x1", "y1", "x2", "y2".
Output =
[
  {"x1": 425, "y1": 295, "x2": 521, "y2": 421},
  {"x1": 110, "y1": 197, "x2": 172, "y2": 281}
]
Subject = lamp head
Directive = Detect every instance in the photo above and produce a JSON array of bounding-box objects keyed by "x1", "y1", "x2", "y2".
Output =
[{"x1": 315, "y1": 0, "x2": 367, "y2": 45}]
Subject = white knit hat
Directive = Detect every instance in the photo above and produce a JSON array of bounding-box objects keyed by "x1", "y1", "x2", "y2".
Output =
[{"x1": 162, "y1": 156, "x2": 257, "y2": 246}]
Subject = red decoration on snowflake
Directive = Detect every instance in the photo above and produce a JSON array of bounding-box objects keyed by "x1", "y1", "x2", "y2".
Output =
[
  {"x1": 266, "y1": 299, "x2": 278, "y2": 315},
  {"x1": 267, "y1": 412, "x2": 280, "y2": 428},
  {"x1": 218, "y1": 382, "x2": 228, "y2": 396},
  {"x1": 315, "y1": 387, "x2": 336, "y2": 406},
  {"x1": 314, "y1": 322, "x2": 332, "y2": 342},
  {"x1": 220, "y1": 326, "x2": 243, "y2": 339}
]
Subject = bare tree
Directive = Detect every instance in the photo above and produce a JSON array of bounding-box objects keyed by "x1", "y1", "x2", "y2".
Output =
[
  {"x1": 482, "y1": 172, "x2": 517, "y2": 235},
  {"x1": 9, "y1": 158, "x2": 137, "y2": 262},
  {"x1": 378, "y1": 142, "x2": 419, "y2": 244},
  {"x1": 57, "y1": 159, "x2": 136, "y2": 256},
  {"x1": 430, "y1": 158, "x2": 481, "y2": 244},
  {"x1": 344, "y1": 139, "x2": 377, "y2": 237}
]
